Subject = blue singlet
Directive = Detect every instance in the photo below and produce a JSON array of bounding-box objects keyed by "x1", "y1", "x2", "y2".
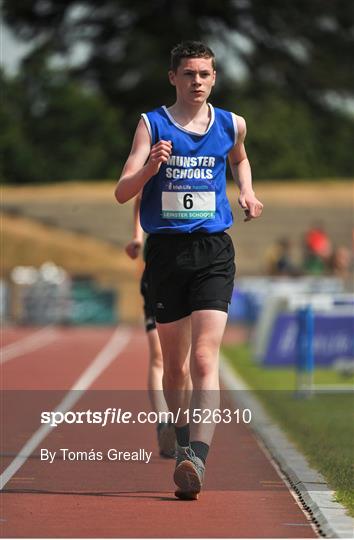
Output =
[{"x1": 140, "y1": 104, "x2": 237, "y2": 234}]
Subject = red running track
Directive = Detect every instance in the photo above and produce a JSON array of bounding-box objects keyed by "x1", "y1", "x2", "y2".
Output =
[{"x1": 0, "y1": 325, "x2": 318, "y2": 538}]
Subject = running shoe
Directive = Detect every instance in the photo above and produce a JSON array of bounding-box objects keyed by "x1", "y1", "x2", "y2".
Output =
[
  {"x1": 174, "y1": 487, "x2": 199, "y2": 500},
  {"x1": 173, "y1": 445, "x2": 205, "y2": 500},
  {"x1": 157, "y1": 422, "x2": 176, "y2": 458}
]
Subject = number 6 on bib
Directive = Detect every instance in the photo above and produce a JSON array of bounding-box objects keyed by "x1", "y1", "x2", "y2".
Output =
[{"x1": 162, "y1": 191, "x2": 216, "y2": 219}]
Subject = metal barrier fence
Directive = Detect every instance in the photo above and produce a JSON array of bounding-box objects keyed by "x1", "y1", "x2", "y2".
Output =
[{"x1": 3, "y1": 263, "x2": 118, "y2": 325}]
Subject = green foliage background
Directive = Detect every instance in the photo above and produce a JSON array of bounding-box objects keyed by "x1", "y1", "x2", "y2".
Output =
[
  {"x1": 1, "y1": 69, "x2": 125, "y2": 183},
  {"x1": 1, "y1": 0, "x2": 354, "y2": 183}
]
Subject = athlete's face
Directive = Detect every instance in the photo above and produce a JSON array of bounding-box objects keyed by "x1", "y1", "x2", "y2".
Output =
[{"x1": 168, "y1": 57, "x2": 216, "y2": 104}]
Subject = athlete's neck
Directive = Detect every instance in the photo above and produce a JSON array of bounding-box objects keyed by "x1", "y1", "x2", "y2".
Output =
[{"x1": 167, "y1": 101, "x2": 211, "y2": 133}]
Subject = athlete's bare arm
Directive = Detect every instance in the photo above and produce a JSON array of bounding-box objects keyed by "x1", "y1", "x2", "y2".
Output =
[
  {"x1": 115, "y1": 118, "x2": 172, "y2": 204},
  {"x1": 228, "y1": 115, "x2": 263, "y2": 221},
  {"x1": 125, "y1": 192, "x2": 144, "y2": 259}
]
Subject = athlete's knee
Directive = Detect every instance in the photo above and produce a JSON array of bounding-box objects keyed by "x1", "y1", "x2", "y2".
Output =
[
  {"x1": 191, "y1": 347, "x2": 217, "y2": 379},
  {"x1": 150, "y1": 351, "x2": 163, "y2": 370},
  {"x1": 163, "y1": 362, "x2": 190, "y2": 387}
]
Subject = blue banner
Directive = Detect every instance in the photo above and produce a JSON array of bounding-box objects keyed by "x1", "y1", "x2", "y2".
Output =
[{"x1": 263, "y1": 313, "x2": 354, "y2": 366}]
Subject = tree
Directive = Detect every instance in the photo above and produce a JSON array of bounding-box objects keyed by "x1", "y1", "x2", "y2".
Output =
[
  {"x1": 3, "y1": 0, "x2": 353, "y2": 109},
  {"x1": 0, "y1": 64, "x2": 126, "y2": 183},
  {"x1": 3, "y1": 0, "x2": 354, "y2": 179},
  {"x1": 223, "y1": 86, "x2": 354, "y2": 179},
  {"x1": 0, "y1": 69, "x2": 41, "y2": 183}
]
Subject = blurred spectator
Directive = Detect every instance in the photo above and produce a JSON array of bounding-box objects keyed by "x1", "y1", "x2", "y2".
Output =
[
  {"x1": 303, "y1": 222, "x2": 332, "y2": 274},
  {"x1": 265, "y1": 237, "x2": 299, "y2": 276},
  {"x1": 329, "y1": 246, "x2": 352, "y2": 280}
]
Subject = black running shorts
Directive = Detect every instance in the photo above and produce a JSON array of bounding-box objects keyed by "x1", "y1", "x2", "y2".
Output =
[
  {"x1": 145, "y1": 232, "x2": 236, "y2": 324},
  {"x1": 140, "y1": 268, "x2": 157, "y2": 332}
]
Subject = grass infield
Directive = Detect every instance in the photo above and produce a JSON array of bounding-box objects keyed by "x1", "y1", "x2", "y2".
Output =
[{"x1": 222, "y1": 343, "x2": 354, "y2": 516}]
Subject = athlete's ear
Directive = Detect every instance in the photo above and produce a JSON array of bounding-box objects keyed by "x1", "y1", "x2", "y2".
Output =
[
  {"x1": 168, "y1": 70, "x2": 176, "y2": 86},
  {"x1": 212, "y1": 70, "x2": 216, "y2": 86}
]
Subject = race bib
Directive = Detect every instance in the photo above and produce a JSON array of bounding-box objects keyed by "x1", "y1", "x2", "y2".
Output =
[{"x1": 162, "y1": 191, "x2": 215, "y2": 219}]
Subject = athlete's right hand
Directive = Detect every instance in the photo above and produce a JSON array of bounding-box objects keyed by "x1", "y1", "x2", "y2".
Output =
[
  {"x1": 146, "y1": 140, "x2": 172, "y2": 175},
  {"x1": 125, "y1": 239, "x2": 142, "y2": 260}
]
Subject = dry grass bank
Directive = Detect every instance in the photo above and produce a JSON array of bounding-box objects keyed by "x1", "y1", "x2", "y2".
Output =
[
  {"x1": 1, "y1": 213, "x2": 143, "y2": 323},
  {"x1": 2, "y1": 179, "x2": 353, "y2": 206},
  {"x1": 2, "y1": 180, "x2": 353, "y2": 321}
]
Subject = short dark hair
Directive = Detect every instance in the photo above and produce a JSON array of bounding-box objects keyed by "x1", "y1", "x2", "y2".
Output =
[{"x1": 170, "y1": 41, "x2": 216, "y2": 72}]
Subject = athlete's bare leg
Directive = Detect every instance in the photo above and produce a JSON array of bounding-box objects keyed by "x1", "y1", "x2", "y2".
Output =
[
  {"x1": 157, "y1": 316, "x2": 192, "y2": 426},
  {"x1": 146, "y1": 326, "x2": 178, "y2": 457},
  {"x1": 146, "y1": 328, "x2": 170, "y2": 414},
  {"x1": 157, "y1": 310, "x2": 226, "y2": 441},
  {"x1": 158, "y1": 309, "x2": 227, "y2": 498},
  {"x1": 189, "y1": 309, "x2": 228, "y2": 445}
]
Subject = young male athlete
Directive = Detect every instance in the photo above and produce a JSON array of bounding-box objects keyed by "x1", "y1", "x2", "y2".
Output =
[
  {"x1": 115, "y1": 40, "x2": 263, "y2": 499},
  {"x1": 125, "y1": 193, "x2": 176, "y2": 458}
]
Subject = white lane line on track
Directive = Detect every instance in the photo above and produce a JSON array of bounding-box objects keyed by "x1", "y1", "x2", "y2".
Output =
[
  {"x1": 0, "y1": 327, "x2": 60, "y2": 365},
  {"x1": 0, "y1": 326, "x2": 131, "y2": 490}
]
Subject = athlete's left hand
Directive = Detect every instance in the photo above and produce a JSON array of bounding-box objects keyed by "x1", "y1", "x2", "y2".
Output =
[
  {"x1": 238, "y1": 191, "x2": 264, "y2": 222},
  {"x1": 125, "y1": 239, "x2": 142, "y2": 259}
]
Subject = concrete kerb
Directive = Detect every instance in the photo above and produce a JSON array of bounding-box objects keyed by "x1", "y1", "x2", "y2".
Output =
[{"x1": 219, "y1": 354, "x2": 354, "y2": 539}]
